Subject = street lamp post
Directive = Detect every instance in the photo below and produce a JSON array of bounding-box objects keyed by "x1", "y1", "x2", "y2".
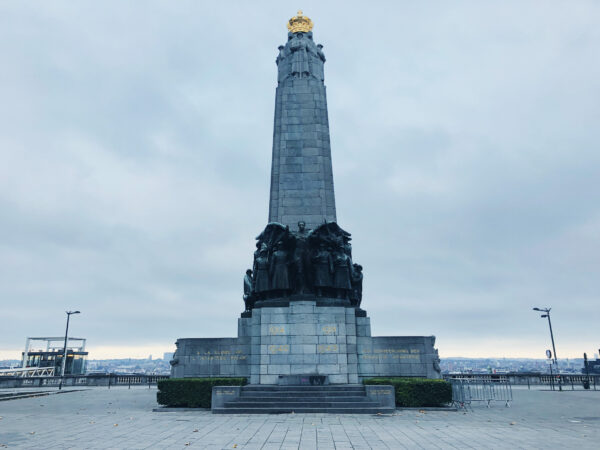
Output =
[
  {"x1": 58, "y1": 310, "x2": 80, "y2": 390},
  {"x1": 533, "y1": 307, "x2": 561, "y2": 391}
]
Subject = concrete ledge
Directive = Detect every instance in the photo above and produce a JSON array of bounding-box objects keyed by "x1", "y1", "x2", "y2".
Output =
[
  {"x1": 397, "y1": 406, "x2": 457, "y2": 411},
  {"x1": 211, "y1": 386, "x2": 242, "y2": 410},
  {"x1": 365, "y1": 385, "x2": 395, "y2": 409},
  {"x1": 0, "y1": 389, "x2": 87, "y2": 402}
]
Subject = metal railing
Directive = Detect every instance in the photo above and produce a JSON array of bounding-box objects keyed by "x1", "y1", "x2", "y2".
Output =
[
  {"x1": 445, "y1": 373, "x2": 599, "y2": 391},
  {"x1": 0, "y1": 367, "x2": 56, "y2": 377},
  {"x1": 0, "y1": 374, "x2": 169, "y2": 389}
]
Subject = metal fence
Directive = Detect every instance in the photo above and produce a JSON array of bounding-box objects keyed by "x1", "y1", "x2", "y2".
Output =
[{"x1": 450, "y1": 379, "x2": 512, "y2": 409}]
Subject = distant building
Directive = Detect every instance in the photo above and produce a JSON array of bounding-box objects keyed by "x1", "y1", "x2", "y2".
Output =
[
  {"x1": 583, "y1": 356, "x2": 600, "y2": 375},
  {"x1": 21, "y1": 337, "x2": 88, "y2": 375},
  {"x1": 163, "y1": 352, "x2": 174, "y2": 361}
]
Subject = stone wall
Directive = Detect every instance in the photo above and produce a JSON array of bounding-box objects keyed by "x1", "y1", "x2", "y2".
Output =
[
  {"x1": 358, "y1": 336, "x2": 440, "y2": 380},
  {"x1": 171, "y1": 301, "x2": 441, "y2": 383},
  {"x1": 170, "y1": 338, "x2": 252, "y2": 379}
]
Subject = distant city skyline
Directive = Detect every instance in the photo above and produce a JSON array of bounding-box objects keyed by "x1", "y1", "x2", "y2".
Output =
[{"x1": 1, "y1": 1, "x2": 599, "y2": 360}]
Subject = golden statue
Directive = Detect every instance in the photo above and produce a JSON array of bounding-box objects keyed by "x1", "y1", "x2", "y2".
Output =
[{"x1": 287, "y1": 10, "x2": 313, "y2": 33}]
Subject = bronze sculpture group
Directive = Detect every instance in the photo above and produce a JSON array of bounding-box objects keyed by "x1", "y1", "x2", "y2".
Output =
[{"x1": 243, "y1": 221, "x2": 363, "y2": 311}]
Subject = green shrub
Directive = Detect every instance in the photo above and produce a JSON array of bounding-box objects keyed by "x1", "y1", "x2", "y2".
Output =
[
  {"x1": 157, "y1": 377, "x2": 247, "y2": 408},
  {"x1": 363, "y1": 377, "x2": 452, "y2": 407}
]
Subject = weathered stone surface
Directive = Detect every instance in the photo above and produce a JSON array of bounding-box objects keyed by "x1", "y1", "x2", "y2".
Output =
[{"x1": 269, "y1": 77, "x2": 336, "y2": 230}]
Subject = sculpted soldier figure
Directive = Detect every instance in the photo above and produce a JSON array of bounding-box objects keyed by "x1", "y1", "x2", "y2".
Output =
[
  {"x1": 311, "y1": 243, "x2": 333, "y2": 297},
  {"x1": 343, "y1": 240, "x2": 352, "y2": 258},
  {"x1": 253, "y1": 248, "x2": 270, "y2": 299},
  {"x1": 243, "y1": 269, "x2": 254, "y2": 311},
  {"x1": 332, "y1": 247, "x2": 353, "y2": 299},
  {"x1": 292, "y1": 221, "x2": 310, "y2": 294},
  {"x1": 350, "y1": 264, "x2": 363, "y2": 307},
  {"x1": 307, "y1": 39, "x2": 325, "y2": 81},
  {"x1": 269, "y1": 242, "x2": 290, "y2": 295},
  {"x1": 290, "y1": 33, "x2": 310, "y2": 77}
]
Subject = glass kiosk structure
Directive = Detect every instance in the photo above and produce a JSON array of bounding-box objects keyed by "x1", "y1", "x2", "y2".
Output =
[{"x1": 21, "y1": 337, "x2": 88, "y2": 375}]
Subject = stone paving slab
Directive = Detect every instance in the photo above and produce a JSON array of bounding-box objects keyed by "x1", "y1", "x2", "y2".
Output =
[{"x1": 0, "y1": 386, "x2": 598, "y2": 449}]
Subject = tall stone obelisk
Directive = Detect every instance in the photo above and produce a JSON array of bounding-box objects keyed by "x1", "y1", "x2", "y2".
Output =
[
  {"x1": 268, "y1": 11, "x2": 336, "y2": 231},
  {"x1": 169, "y1": 12, "x2": 442, "y2": 391}
]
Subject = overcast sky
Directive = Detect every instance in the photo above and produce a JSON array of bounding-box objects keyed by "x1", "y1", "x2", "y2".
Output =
[{"x1": 1, "y1": 1, "x2": 599, "y2": 360}]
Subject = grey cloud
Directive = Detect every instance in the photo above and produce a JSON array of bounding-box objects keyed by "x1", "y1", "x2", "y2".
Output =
[{"x1": 1, "y1": 0, "x2": 599, "y2": 358}]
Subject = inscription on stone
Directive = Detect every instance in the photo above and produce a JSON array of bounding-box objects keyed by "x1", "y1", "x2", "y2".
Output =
[
  {"x1": 216, "y1": 390, "x2": 235, "y2": 395},
  {"x1": 269, "y1": 326, "x2": 286, "y2": 335},
  {"x1": 269, "y1": 344, "x2": 290, "y2": 354},
  {"x1": 321, "y1": 326, "x2": 337, "y2": 335},
  {"x1": 317, "y1": 344, "x2": 338, "y2": 353},
  {"x1": 196, "y1": 349, "x2": 247, "y2": 361},
  {"x1": 361, "y1": 348, "x2": 421, "y2": 360}
]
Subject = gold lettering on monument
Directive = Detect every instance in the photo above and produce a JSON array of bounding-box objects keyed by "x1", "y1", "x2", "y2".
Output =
[
  {"x1": 269, "y1": 326, "x2": 286, "y2": 335},
  {"x1": 317, "y1": 344, "x2": 338, "y2": 353},
  {"x1": 196, "y1": 349, "x2": 248, "y2": 361},
  {"x1": 321, "y1": 326, "x2": 337, "y2": 335},
  {"x1": 360, "y1": 348, "x2": 421, "y2": 360},
  {"x1": 268, "y1": 345, "x2": 290, "y2": 354}
]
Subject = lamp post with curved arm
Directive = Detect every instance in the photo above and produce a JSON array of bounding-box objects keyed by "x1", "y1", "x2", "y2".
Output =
[
  {"x1": 58, "y1": 310, "x2": 80, "y2": 390},
  {"x1": 533, "y1": 307, "x2": 561, "y2": 391}
]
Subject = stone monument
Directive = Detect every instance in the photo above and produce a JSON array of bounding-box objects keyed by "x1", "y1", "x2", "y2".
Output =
[{"x1": 170, "y1": 11, "x2": 441, "y2": 386}]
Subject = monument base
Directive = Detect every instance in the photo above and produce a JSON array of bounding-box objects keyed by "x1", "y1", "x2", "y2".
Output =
[{"x1": 171, "y1": 300, "x2": 441, "y2": 382}]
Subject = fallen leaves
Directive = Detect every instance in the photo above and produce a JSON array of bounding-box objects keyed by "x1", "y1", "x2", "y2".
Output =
[
  {"x1": 184, "y1": 443, "x2": 190, "y2": 446},
  {"x1": 29, "y1": 432, "x2": 35, "y2": 435},
  {"x1": 113, "y1": 424, "x2": 118, "y2": 427},
  {"x1": 510, "y1": 422, "x2": 516, "y2": 426},
  {"x1": 193, "y1": 429, "x2": 199, "y2": 432}
]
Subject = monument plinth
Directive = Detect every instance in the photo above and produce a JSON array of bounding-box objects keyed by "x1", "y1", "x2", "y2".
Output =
[{"x1": 171, "y1": 12, "x2": 441, "y2": 386}]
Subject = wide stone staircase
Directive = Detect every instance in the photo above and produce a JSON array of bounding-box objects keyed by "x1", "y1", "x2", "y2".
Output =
[{"x1": 212, "y1": 384, "x2": 395, "y2": 414}]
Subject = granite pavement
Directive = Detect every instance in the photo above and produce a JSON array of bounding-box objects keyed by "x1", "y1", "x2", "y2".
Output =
[{"x1": 0, "y1": 386, "x2": 598, "y2": 449}]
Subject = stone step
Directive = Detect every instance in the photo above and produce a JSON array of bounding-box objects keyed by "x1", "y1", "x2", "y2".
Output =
[
  {"x1": 213, "y1": 384, "x2": 394, "y2": 414},
  {"x1": 213, "y1": 406, "x2": 395, "y2": 414},
  {"x1": 240, "y1": 395, "x2": 370, "y2": 401},
  {"x1": 225, "y1": 401, "x2": 380, "y2": 408},
  {"x1": 242, "y1": 385, "x2": 365, "y2": 392},
  {"x1": 240, "y1": 391, "x2": 366, "y2": 397}
]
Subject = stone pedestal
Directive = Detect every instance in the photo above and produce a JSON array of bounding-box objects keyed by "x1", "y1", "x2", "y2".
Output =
[
  {"x1": 171, "y1": 300, "x2": 441, "y2": 382},
  {"x1": 239, "y1": 301, "x2": 359, "y2": 384}
]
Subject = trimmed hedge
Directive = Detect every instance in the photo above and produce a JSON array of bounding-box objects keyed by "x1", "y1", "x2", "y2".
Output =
[
  {"x1": 363, "y1": 377, "x2": 452, "y2": 407},
  {"x1": 157, "y1": 377, "x2": 247, "y2": 408}
]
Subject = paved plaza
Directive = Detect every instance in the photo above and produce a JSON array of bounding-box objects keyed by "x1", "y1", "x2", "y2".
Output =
[{"x1": 0, "y1": 386, "x2": 598, "y2": 449}]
